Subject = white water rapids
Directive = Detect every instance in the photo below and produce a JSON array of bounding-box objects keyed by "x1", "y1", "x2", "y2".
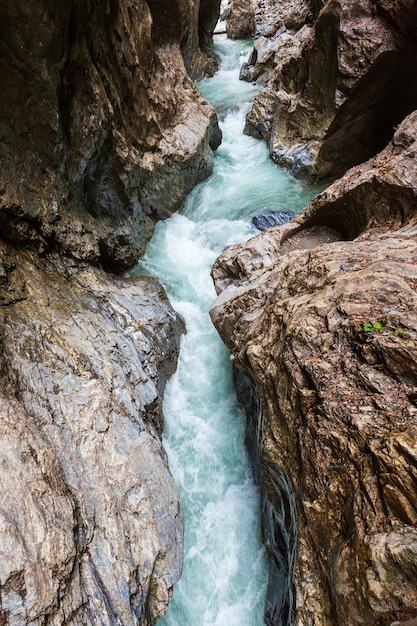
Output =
[{"x1": 136, "y1": 34, "x2": 322, "y2": 626}]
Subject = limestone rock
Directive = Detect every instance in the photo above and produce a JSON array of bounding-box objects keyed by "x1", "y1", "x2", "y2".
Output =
[
  {"x1": 210, "y1": 111, "x2": 417, "y2": 625},
  {"x1": 242, "y1": 0, "x2": 417, "y2": 181},
  {"x1": 0, "y1": 0, "x2": 221, "y2": 272},
  {"x1": 0, "y1": 246, "x2": 184, "y2": 625},
  {"x1": 0, "y1": 1, "x2": 226, "y2": 622},
  {"x1": 0, "y1": 395, "x2": 76, "y2": 624}
]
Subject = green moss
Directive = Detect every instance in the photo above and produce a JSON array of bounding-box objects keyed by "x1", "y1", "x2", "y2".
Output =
[{"x1": 363, "y1": 321, "x2": 383, "y2": 332}]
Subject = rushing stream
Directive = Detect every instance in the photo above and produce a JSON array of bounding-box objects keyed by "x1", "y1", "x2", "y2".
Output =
[{"x1": 136, "y1": 34, "x2": 322, "y2": 626}]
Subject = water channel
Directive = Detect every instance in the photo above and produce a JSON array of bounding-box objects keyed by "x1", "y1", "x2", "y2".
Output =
[{"x1": 137, "y1": 33, "x2": 321, "y2": 626}]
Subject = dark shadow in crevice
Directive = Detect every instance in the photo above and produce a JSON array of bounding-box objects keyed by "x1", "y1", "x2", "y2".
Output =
[
  {"x1": 298, "y1": 181, "x2": 417, "y2": 244},
  {"x1": 233, "y1": 368, "x2": 297, "y2": 626},
  {"x1": 316, "y1": 49, "x2": 417, "y2": 181},
  {"x1": 145, "y1": 0, "x2": 182, "y2": 45}
]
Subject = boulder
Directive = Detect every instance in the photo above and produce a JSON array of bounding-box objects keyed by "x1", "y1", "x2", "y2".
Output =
[
  {"x1": 252, "y1": 210, "x2": 295, "y2": 231},
  {"x1": 210, "y1": 111, "x2": 417, "y2": 625}
]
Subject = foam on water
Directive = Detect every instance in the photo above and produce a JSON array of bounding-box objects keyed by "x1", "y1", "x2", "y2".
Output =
[{"x1": 136, "y1": 33, "x2": 322, "y2": 626}]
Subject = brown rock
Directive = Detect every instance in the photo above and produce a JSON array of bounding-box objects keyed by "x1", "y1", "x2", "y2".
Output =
[
  {"x1": 225, "y1": 0, "x2": 255, "y2": 40},
  {"x1": 0, "y1": 1, "x2": 225, "y2": 622},
  {"x1": 0, "y1": 0, "x2": 221, "y2": 272},
  {"x1": 210, "y1": 111, "x2": 417, "y2": 624}
]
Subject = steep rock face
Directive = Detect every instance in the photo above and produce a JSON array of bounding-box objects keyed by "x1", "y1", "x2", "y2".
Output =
[
  {"x1": 0, "y1": 246, "x2": 184, "y2": 625},
  {"x1": 179, "y1": 0, "x2": 222, "y2": 79},
  {"x1": 0, "y1": 0, "x2": 221, "y2": 272},
  {"x1": 210, "y1": 112, "x2": 417, "y2": 625},
  {"x1": 242, "y1": 0, "x2": 417, "y2": 181},
  {"x1": 190, "y1": 0, "x2": 223, "y2": 79}
]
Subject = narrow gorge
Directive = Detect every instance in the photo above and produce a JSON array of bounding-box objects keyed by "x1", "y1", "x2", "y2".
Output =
[{"x1": 1, "y1": 1, "x2": 417, "y2": 626}]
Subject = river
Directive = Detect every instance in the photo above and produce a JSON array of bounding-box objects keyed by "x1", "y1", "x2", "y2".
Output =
[{"x1": 136, "y1": 33, "x2": 321, "y2": 626}]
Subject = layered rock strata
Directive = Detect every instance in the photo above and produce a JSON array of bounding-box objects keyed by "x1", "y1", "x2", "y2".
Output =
[
  {"x1": 241, "y1": 0, "x2": 417, "y2": 181},
  {"x1": 211, "y1": 112, "x2": 417, "y2": 625}
]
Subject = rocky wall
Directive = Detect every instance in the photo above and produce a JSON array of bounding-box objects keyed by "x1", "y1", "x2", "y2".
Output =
[
  {"x1": 0, "y1": 246, "x2": 185, "y2": 625},
  {"x1": 224, "y1": 0, "x2": 255, "y2": 40},
  {"x1": 210, "y1": 111, "x2": 417, "y2": 625},
  {"x1": 0, "y1": 0, "x2": 221, "y2": 272},
  {"x1": 241, "y1": 0, "x2": 417, "y2": 182},
  {"x1": 0, "y1": 0, "x2": 223, "y2": 622}
]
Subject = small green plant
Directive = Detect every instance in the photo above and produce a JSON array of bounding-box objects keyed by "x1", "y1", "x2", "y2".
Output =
[
  {"x1": 363, "y1": 321, "x2": 383, "y2": 332},
  {"x1": 393, "y1": 327, "x2": 404, "y2": 336}
]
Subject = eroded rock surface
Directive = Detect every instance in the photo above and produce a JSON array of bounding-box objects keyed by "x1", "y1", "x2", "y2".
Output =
[
  {"x1": 210, "y1": 112, "x2": 417, "y2": 625},
  {"x1": 242, "y1": 0, "x2": 417, "y2": 181},
  {"x1": 0, "y1": 247, "x2": 184, "y2": 625},
  {"x1": 189, "y1": 0, "x2": 223, "y2": 79},
  {"x1": 0, "y1": 0, "x2": 221, "y2": 272}
]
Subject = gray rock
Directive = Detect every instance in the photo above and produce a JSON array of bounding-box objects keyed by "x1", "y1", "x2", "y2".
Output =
[
  {"x1": 225, "y1": 0, "x2": 255, "y2": 39},
  {"x1": 243, "y1": 0, "x2": 417, "y2": 181},
  {"x1": 251, "y1": 210, "x2": 295, "y2": 231},
  {"x1": 0, "y1": 0, "x2": 221, "y2": 272},
  {"x1": 0, "y1": 249, "x2": 185, "y2": 625}
]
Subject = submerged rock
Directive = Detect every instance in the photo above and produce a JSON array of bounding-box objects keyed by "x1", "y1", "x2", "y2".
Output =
[
  {"x1": 252, "y1": 210, "x2": 295, "y2": 231},
  {"x1": 210, "y1": 111, "x2": 417, "y2": 625}
]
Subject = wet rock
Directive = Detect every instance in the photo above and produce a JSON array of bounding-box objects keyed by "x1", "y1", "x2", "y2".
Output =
[
  {"x1": 0, "y1": 246, "x2": 184, "y2": 625},
  {"x1": 252, "y1": 210, "x2": 295, "y2": 231},
  {"x1": 210, "y1": 111, "x2": 417, "y2": 625},
  {"x1": 243, "y1": 0, "x2": 417, "y2": 181}
]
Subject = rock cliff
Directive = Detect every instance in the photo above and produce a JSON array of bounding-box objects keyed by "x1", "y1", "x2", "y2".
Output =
[
  {"x1": 0, "y1": 0, "x2": 221, "y2": 623},
  {"x1": 210, "y1": 111, "x2": 417, "y2": 625},
  {"x1": 224, "y1": 0, "x2": 255, "y2": 40},
  {"x1": 0, "y1": 248, "x2": 184, "y2": 625},
  {"x1": 241, "y1": 0, "x2": 417, "y2": 181},
  {"x1": 0, "y1": 0, "x2": 221, "y2": 272}
]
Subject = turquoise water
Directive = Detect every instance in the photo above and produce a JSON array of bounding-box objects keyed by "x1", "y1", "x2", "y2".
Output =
[{"x1": 137, "y1": 34, "x2": 321, "y2": 626}]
